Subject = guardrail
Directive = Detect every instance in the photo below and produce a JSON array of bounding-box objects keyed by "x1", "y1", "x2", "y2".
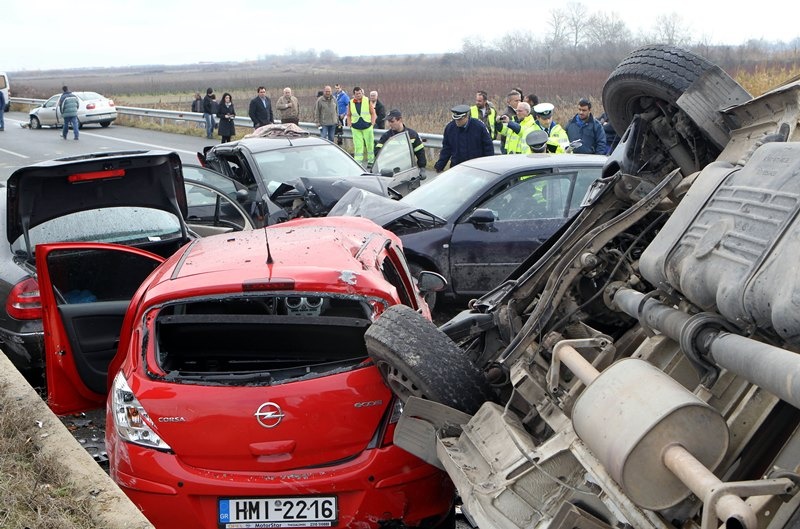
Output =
[{"x1": 11, "y1": 97, "x2": 503, "y2": 154}]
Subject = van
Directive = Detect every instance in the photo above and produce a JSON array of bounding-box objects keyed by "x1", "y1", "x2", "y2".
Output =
[{"x1": 0, "y1": 72, "x2": 8, "y2": 111}]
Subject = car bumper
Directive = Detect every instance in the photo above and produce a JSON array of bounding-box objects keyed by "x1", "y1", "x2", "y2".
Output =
[
  {"x1": 81, "y1": 112, "x2": 117, "y2": 124},
  {"x1": 108, "y1": 436, "x2": 454, "y2": 529},
  {"x1": 0, "y1": 326, "x2": 44, "y2": 372}
]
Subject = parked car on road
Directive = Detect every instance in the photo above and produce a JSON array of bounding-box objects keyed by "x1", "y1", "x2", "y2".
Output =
[
  {"x1": 330, "y1": 153, "x2": 606, "y2": 309},
  {"x1": 28, "y1": 91, "x2": 117, "y2": 129},
  {"x1": 198, "y1": 126, "x2": 427, "y2": 223},
  {"x1": 0, "y1": 151, "x2": 252, "y2": 380},
  {"x1": 37, "y1": 216, "x2": 452, "y2": 529},
  {"x1": 362, "y1": 45, "x2": 800, "y2": 529}
]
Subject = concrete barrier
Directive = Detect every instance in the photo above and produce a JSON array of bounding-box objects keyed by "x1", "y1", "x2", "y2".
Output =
[{"x1": 0, "y1": 351, "x2": 155, "y2": 529}]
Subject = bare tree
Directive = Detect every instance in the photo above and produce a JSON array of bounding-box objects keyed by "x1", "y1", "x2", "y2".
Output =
[
  {"x1": 563, "y1": 2, "x2": 589, "y2": 48},
  {"x1": 545, "y1": 8, "x2": 569, "y2": 68},
  {"x1": 650, "y1": 13, "x2": 691, "y2": 46}
]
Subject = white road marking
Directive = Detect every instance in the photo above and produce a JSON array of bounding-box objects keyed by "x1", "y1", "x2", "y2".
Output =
[
  {"x1": 79, "y1": 131, "x2": 198, "y2": 155},
  {"x1": 0, "y1": 147, "x2": 29, "y2": 158}
]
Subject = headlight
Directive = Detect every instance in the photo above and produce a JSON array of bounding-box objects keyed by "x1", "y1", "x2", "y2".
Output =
[{"x1": 111, "y1": 372, "x2": 171, "y2": 450}]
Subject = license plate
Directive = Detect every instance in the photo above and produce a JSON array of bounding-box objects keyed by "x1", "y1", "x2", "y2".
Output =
[{"x1": 218, "y1": 496, "x2": 337, "y2": 528}]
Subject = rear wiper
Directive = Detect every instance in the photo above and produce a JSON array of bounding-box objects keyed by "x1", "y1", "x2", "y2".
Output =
[{"x1": 173, "y1": 371, "x2": 273, "y2": 384}]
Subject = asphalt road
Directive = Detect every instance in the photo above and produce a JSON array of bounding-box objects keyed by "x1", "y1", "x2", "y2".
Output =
[{"x1": 0, "y1": 111, "x2": 215, "y2": 182}]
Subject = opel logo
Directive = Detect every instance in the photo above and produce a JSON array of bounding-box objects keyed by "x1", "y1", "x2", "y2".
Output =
[{"x1": 255, "y1": 402, "x2": 285, "y2": 428}]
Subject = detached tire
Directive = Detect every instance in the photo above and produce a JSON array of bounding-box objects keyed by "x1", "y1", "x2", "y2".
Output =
[
  {"x1": 365, "y1": 304, "x2": 492, "y2": 415},
  {"x1": 602, "y1": 45, "x2": 716, "y2": 135}
]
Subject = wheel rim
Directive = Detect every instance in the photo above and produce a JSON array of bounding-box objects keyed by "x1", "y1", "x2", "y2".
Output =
[
  {"x1": 30, "y1": 117, "x2": 39, "y2": 129},
  {"x1": 376, "y1": 360, "x2": 426, "y2": 402}
]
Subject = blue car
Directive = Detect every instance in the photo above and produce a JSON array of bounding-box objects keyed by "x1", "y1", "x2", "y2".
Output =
[{"x1": 330, "y1": 153, "x2": 606, "y2": 309}]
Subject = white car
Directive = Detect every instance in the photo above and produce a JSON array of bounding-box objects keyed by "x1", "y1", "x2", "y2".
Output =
[{"x1": 29, "y1": 91, "x2": 116, "y2": 129}]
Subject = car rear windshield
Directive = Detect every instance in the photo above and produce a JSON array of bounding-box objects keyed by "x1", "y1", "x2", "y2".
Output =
[
  {"x1": 152, "y1": 293, "x2": 376, "y2": 385},
  {"x1": 11, "y1": 206, "x2": 183, "y2": 255}
]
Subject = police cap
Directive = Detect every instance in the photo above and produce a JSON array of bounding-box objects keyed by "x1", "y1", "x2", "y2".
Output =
[
  {"x1": 450, "y1": 104, "x2": 470, "y2": 120},
  {"x1": 533, "y1": 102, "x2": 554, "y2": 117}
]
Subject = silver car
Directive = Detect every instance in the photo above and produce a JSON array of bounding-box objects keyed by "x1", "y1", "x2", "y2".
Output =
[{"x1": 29, "y1": 91, "x2": 117, "y2": 129}]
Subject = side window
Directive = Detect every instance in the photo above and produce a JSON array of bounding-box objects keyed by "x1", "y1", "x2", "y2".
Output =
[
  {"x1": 568, "y1": 167, "x2": 604, "y2": 213},
  {"x1": 224, "y1": 155, "x2": 256, "y2": 189},
  {"x1": 481, "y1": 174, "x2": 573, "y2": 220},
  {"x1": 374, "y1": 132, "x2": 414, "y2": 175}
]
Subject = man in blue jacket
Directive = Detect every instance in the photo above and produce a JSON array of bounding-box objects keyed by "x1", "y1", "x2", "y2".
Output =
[
  {"x1": 434, "y1": 105, "x2": 494, "y2": 173},
  {"x1": 566, "y1": 98, "x2": 607, "y2": 155},
  {"x1": 334, "y1": 84, "x2": 350, "y2": 145}
]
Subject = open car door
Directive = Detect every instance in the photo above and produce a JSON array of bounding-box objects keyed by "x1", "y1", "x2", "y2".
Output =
[
  {"x1": 372, "y1": 132, "x2": 425, "y2": 195},
  {"x1": 36, "y1": 243, "x2": 165, "y2": 415}
]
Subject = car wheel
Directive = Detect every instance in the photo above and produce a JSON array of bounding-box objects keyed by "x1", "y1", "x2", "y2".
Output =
[
  {"x1": 409, "y1": 262, "x2": 437, "y2": 312},
  {"x1": 603, "y1": 44, "x2": 719, "y2": 135},
  {"x1": 100, "y1": 121, "x2": 111, "y2": 128},
  {"x1": 365, "y1": 304, "x2": 492, "y2": 415},
  {"x1": 29, "y1": 116, "x2": 41, "y2": 129}
]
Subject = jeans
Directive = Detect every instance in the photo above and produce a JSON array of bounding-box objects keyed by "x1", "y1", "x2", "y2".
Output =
[
  {"x1": 62, "y1": 115, "x2": 79, "y2": 139},
  {"x1": 320, "y1": 124, "x2": 335, "y2": 142},
  {"x1": 204, "y1": 113, "x2": 216, "y2": 139},
  {"x1": 0, "y1": 104, "x2": 4, "y2": 130}
]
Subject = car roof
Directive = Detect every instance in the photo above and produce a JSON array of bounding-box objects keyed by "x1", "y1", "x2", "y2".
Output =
[
  {"x1": 6, "y1": 150, "x2": 188, "y2": 245},
  {"x1": 147, "y1": 216, "x2": 403, "y2": 299},
  {"x1": 214, "y1": 135, "x2": 335, "y2": 154},
  {"x1": 457, "y1": 153, "x2": 608, "y2": 174}
]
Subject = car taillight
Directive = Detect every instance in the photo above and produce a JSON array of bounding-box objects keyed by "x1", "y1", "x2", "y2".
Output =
[
  {"x1": 380, "y1": 398, "x2": 403, "y2": 447},
  {"x1": 111, "y1": 372, "x2": 172, "y2": 451},
  {"x1": 7, "y1": 277, "x2": 41, "y2": 320},
  {"x1": 86, "y1": 103, "x2": 96, "y2": 110},
  {"x1": 108, "y1": 100, "x2": 115, "y2": 107}
]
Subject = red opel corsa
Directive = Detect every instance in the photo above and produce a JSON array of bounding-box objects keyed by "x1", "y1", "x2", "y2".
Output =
[{"x1": 38, "y1": 215, "x2": 454, "y2": 529}]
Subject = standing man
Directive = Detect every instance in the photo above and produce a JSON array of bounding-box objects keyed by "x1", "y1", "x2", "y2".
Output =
[
  {"x1": 248, "y1": 86, "x2": 273, "y2": 130},
  {"x1": 202, "y1": 88, "x2": 217, "y2": 139},
  {"x1": 470, "y1": 91, "x2": 496, "y2": 139},
  {"x1": 0, "y1": 88, "x2": 4, "y2": 131},
  {"x1": 533, "y1": 103, "x2": 570, "y2": 153},
  {"x1": 346, "y1": 87, "x2": 377, "y2": 169},
  {"x1": 498, "y1": 102, "x2": 539, "y2": 154},
  {"x1": 334, "y1": 83, "x2": 350, "y2": 145},
  {"x1": 375, "y1": 109, "x2": 427, "y2": 172},
  {"x1": 566, "y1": 97, "x2": 607, "y2": 154},
  {"x1": 59, "y1": 87, "x2": 80, "y2": 140},
  {"x1": 370, "y1": 90, "x2": 386, "y2": 129},
  {"x1": 315, "y1": 85, "x2": 338, "y2": 143},
  {"x1": 498, "y1": 90, "x2": 521, "y2": 154},
  {"x1": 434, "y1": 104, "x2": 494, "y2": 173},
  {"x1": 276, "y1": 87, "x2": 299, "y2": 125}
]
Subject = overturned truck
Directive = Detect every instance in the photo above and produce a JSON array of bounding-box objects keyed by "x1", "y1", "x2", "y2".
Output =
[{"x1": 364, "y1": 45, "x2": 800, "y2": 529}]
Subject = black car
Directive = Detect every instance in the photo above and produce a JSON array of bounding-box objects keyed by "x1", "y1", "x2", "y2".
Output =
[
  {"x1": 198, "y1": 128, "x2": 427, "y2": 222},
  {"x1": 330, "y1": 153, "x2": 606, "y2": 308},
  {"x1": 0, "y1": 152, "x2": 253, "y2": 376}
]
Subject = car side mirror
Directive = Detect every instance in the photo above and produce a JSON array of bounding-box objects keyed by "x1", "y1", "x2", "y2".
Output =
[
  {"x1": 467, "y1": 208, "x2": 496, "y2": 224},
  {"x1": 380, "y1": 169, "x2": 394, "y2": 177},
  {"x1": 417, "y1": 271, "x2": 447, "y2": 293},
  {"x1": 235, "y1": 188, "x2": 249, "y2": 202}
]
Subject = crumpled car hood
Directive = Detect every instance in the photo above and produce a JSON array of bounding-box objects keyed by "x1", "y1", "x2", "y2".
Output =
[{"x1": 328, "y1": 187, "x2": 430, "y2": 227}]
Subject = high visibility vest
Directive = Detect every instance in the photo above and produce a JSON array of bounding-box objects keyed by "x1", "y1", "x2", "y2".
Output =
[
  {"x1": 542, "y1": 122, "x2": 569, "y2": 154},
  {"x1": 504, "y1": 115, "x2": 539, "y2": 154},
  {"x1": 470, "y1": 104, "x2": 496, "y2": 137},
  {"x1": 349, "y1": 98, "x2": 372, "y2": 128}
]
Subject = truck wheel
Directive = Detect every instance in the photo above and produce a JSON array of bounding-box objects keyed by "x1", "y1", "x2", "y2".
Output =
[
  {"x1": 365, "y1": 304, "x2": 492, "y2": 415},
  {"x1": 603, "y1": 45, "x2": 718, "y2": 134}
]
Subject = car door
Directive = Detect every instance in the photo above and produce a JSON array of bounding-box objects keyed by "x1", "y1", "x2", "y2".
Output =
[
  {"x1": 448, "y1": 171, "x2": 581, "y2": 296},
  {"x1": 38, "y1": 95, "x2": 61, "y2": 126},
  {"x1": 372, "y1": 132, "x2": 423, "y2": 195},
  {"x1": 36, "y1": 243, "x2": 165, "y2": 415}
]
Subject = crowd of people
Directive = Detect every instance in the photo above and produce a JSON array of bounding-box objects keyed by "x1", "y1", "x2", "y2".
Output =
[{"x1": 190, "y1": 86, "x2": 619, "y2": 171}]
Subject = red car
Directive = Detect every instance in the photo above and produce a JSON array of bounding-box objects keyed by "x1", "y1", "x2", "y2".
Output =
[{"x1": 38, "y1": 215, "x2": 453, "y2": 529}]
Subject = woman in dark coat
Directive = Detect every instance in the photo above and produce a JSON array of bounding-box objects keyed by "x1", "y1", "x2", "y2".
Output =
[{"x1": 217, "y1": 92, "x2": 236, "y2": 143}]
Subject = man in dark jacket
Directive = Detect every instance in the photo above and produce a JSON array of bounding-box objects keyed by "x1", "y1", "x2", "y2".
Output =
[
  {"x1": 434, "y1": 105, "x2": 494, "y2": 173},
  {"x1": 202, "y1": 88, "x2": 216, "y2": 139},
  {"x1": 566, "y1": 97, "x2": 607, "y2": 155},
  {"x1": 248, "y1": 86, "x2": 273, "y2": 130},
  {"x1": 375, "y1": 109, "x2": 427, "y2": 170}
]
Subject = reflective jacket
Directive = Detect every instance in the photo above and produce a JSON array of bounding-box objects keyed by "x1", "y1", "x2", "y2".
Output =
[
  {"x1": 470, "y1": 104, "x2": 497, "y2": 138},
  {"x1": 539, "y1": 121, "x2": 570, "y2": 154},
  {"x1": 500, "y1": 115, "x2": 539, "y2": 154},
  {"x1": 349, "y1": 98, "x2": 374, "y2": 130}
]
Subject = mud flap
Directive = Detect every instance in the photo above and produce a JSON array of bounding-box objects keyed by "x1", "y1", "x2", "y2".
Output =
[{"x1": 395, "y1": 397, "x2": 472, "y2": 470}]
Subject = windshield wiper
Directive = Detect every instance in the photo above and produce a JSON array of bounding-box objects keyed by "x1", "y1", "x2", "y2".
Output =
[{"x1": 170, "y1": 371, "x2": 273, "y2": 384}]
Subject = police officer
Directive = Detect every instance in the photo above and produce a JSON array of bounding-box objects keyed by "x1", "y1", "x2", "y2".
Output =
[
  {"x1": 533, "y1": 103, "x2": 570, "y2": 154},
  {"x1": 434, "y1": 104, "x2": 494, "y2": 172}
]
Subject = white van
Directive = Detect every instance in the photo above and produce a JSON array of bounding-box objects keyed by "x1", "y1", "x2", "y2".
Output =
[{"x1": 0, "y1": 72, "x2": 8, "y2": 111}]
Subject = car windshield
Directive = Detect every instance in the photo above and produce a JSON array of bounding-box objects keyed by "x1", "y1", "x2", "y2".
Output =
[
  {"x1": 252, "y1": 144, "x2": 365, "y2": 184},
  {"x1": 400, "y1": 164, "x2": 496, "y2": 219},
  {"x1": 11, "y1": 207, "x2": 183, "y2": 254}
]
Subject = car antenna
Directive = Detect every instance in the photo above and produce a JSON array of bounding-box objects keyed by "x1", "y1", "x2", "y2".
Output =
[{"x1": 264, "y1": 227, "x2": 274, "y2": 264}]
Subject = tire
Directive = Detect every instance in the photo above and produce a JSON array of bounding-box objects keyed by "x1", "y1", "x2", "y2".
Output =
[
  {"x1": 29, "y1": 116, "x2": 41, "y2": 129},
  {"x1": 602, "y1": 45, "x2": 717, "y2": 135},
  {"x1": 409, "y1": 262, "x2": 437, "y2": 313},
  {"x1": 100, "y1": 121, "x2": 111, "y2": 128},
  {"x1": 365, "y1": 304, "x2": 492, "y2": 415}
]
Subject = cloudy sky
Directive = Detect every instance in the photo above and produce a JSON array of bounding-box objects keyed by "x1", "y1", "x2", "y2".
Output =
[{"x1": 6, "y1": 0, "x2": 798, "y2": 71}]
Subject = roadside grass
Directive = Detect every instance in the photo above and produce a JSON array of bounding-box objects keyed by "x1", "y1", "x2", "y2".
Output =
[{"x1": 0, "y1": 386, "x2": 99, "y2": 529}]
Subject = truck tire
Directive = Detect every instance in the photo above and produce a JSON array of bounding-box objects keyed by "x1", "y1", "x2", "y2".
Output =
[
  {"x1": 365, "y1": 304, "x2": 492, "y2": 415},
  {"x1": 602, "y1": 44, "x2": 717, "y2": 135}
]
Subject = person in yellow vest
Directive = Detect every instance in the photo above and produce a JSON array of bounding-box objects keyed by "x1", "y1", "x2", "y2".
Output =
[
  {"x1": 498, "y1": 102, "x2": 540, "y2": 154},
  {"x1": 345, "y1": 86, "x2": 377, "y2": 169},
  {"x1": 470, "y1": 91, "x2": 496, "y2": 138},
  {"x1": 533, "y1": 102, "x2": 570, "y2": 154}
]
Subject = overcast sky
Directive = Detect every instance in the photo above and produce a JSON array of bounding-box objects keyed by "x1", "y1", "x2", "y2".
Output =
[{"x1": 6, "y1": 0, "x2": 799, "y2": 72}]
